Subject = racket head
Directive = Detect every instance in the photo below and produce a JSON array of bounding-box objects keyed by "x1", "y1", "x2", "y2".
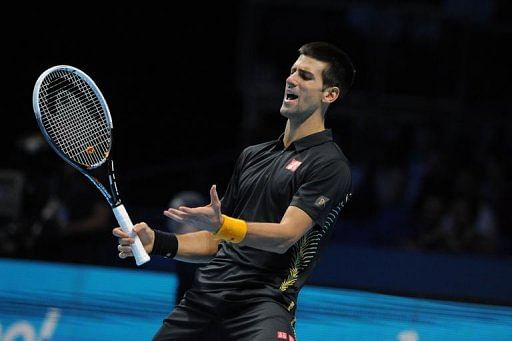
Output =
[{"x1": 32, "y1": 65, "x2": 113, "y2": 170}]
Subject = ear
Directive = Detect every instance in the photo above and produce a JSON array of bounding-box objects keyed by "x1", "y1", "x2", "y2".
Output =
[{"x1": 322, "y1": 86, "x2": 341, "y2": 104}]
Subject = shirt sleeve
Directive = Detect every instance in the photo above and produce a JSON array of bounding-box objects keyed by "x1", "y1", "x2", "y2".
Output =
[{"x1": 290, "y1": 159, "x2": 351, "y2": 227}]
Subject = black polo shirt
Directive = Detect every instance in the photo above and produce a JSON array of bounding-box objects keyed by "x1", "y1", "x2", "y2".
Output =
[{"x1": 194, "y1": 129, "x2": 351, "y2": 309}]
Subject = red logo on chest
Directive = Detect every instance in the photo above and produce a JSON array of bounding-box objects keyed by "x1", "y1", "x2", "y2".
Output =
[
  {"x1": 285, "y1": 159, "x2": 302, "y2": 172},
  {"x1": 277, "y1": 331, "x2": 294, "y2": 340}
]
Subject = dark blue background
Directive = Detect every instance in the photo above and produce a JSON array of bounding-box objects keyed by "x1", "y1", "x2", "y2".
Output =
[{"x1": 1, "y1": 1, "x2": 511, "y2": 305}]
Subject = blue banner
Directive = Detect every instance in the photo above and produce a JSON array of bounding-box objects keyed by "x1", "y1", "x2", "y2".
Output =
[{"x1": 1, "y1": 258, "x2": 511, "y2": 340}]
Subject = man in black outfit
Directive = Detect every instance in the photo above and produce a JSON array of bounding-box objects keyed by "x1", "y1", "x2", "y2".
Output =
[{"x1": 114, "y1": 41, "x2": 354, "y2": 340}]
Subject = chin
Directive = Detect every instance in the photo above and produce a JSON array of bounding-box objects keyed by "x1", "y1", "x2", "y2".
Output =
[
  {"x1": 280, "y1": 103, "x2": 296, "y2": 118},
  {"x1": 280, "y1": 108, "x2": 292, "y2": 119}
]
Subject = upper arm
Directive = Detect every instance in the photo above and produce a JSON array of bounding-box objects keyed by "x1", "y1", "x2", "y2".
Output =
[
  {"x1": 276, "y1": 160, "x2": 350, "y2": 252},
  {"x1": 290, "y1": 160, "x2": 351, "y2": 227}
]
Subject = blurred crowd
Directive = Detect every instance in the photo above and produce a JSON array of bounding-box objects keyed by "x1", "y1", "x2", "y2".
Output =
[
  {"x1": 334, "y1": 114, "x2": 511, "y2": 257},
  {"x1": 0, "y1": 112, "x2": 510, "y2": 265},
  {"x1": 0, "y1": 135, "x2": 119, "y2": 266}
]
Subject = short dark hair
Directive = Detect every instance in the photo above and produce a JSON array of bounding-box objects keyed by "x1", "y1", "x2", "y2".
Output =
[{"x1": 298, "y1": 42, "x2": 356, "y2": 97}]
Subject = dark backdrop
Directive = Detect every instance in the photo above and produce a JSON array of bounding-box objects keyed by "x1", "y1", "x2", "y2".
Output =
[{"x1": 1, "y1": 1, "x2": 511, "y2": 271}]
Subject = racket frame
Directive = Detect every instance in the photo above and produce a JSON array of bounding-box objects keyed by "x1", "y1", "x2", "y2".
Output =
[{"x1": 32, "y1": 65, "x2": 150, "y2": 266}]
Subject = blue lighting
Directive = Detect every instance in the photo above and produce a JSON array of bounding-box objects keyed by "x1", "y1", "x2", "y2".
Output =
[{"x1": 1, "y1": 259, "x2": 511, "y2": 340}]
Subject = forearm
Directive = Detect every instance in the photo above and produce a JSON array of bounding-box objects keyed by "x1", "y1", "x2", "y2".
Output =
[
  {"x1": 163, "y1": 192, "x2": 314, "y2": 255},
  {"x1": 219, "y1": 207, "x2": 314, "y2": 254},
  {"x1": 152, "y1": 230, "x2": 219, "y2": 264},
  {"x1": 240, "y1": 222, "x2": 301, "y2": 254},
  {"x1": 175, "y1": 231, "x2": 219, "y2": 263}
]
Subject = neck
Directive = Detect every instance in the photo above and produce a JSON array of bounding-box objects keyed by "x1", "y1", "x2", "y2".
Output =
[{"x1": 283, "y1": 111, "x2": 325, "y2": 148}]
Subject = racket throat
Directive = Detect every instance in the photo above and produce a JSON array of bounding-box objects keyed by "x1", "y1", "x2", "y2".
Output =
[{"x1": 108, "y1": 160, "x2": 122, "y2": 206}]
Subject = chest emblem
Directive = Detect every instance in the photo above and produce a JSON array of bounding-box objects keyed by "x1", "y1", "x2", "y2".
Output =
[{"x1": 285, "y1": 158, "x2": 302, "y2": 172}]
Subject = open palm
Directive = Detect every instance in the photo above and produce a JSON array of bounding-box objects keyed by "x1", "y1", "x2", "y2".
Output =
[{"x1": 164, "y1": 185, "x2": 223, "y2": 232}]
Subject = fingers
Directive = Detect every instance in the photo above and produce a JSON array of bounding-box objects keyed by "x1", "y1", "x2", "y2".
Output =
[
  {"x1": 118, "y1": 244, "x2": 133, "y2": 253},
  {"x1": 164, "y1": 208, "x2": 186, "y2": 222},
  {"x1": 113, "y1": 227, "x2": 133, "y2": 247},
  {"x1": 118, "y1": 246, "x2": 133, "y2": 259},
  {"x1": 166, "y1": 206, "x2": 210, "y2": 218},
  {"x1": 114, "y1": 223, "x2": 148, "y2": 259},
  {"x1": 114, "y1": 223, "x2": 149, "y2": 237},
  {"x1": 210, "y1": 184, "x2": 221, "y2": 206},
  {"x1": 132, "y1": 222, "x2": 148, "y2": 234},
  {"x1": 112, "y1": 227, "x2": 129, "y2": 238},
  {"x1": 179, "y1": 206, "x2": 196, "y2": 214}
]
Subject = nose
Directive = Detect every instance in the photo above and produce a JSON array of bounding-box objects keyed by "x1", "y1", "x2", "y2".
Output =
[{"x1": 286, "y1": 73, "x2": 298, "y2": 87}]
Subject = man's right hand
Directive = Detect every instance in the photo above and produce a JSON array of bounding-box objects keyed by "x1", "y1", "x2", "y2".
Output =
[{"x1": 113, "y1": 222, "x2": 155, "y2": 259}]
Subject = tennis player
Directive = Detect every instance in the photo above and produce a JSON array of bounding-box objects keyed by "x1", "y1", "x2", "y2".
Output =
[{"x1": 114, "y1": 41, "x2": 354, "y2": 341}]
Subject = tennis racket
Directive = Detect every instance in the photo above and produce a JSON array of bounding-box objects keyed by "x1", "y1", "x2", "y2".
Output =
[{"x1": 32, "y1": 65, "x2": 150, "y2": 266}]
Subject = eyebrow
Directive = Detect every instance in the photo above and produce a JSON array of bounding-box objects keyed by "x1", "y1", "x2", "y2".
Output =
[{"x1": 291, "y1": 66, "x2": 315, "y2": 79}]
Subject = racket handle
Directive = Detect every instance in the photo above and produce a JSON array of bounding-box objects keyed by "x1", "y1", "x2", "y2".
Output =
[{"x1": 113, "y1": 204, "x2": 151, "y2": 266}]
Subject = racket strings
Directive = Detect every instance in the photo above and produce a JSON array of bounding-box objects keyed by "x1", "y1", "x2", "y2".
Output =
[
  {"x1": 49, "y1": 82, "x2": 106, "y2": 156},
  {"x1": 39, "y1": 71, "x2": 111, "y2": 168},
  {"x1": 43, "y1": 89, "x2": 107, "y2": 167},
  {"x1": 41, "y1": 72, "x2": 109, "y2": 150}
]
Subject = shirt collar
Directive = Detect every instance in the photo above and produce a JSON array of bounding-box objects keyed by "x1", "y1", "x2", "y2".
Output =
[{"x1": 275, "y1": 129, "x2": 333, "y2": 152}]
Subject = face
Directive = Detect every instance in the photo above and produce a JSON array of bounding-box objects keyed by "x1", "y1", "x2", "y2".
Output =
[{"x1": 280, "y1": 54, "x2": 329, "y2": 121}]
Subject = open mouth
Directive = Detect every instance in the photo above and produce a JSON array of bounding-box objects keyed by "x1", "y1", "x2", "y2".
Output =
[{"x1": 286, "y1": 93, "x2": 298, "y2": 101}]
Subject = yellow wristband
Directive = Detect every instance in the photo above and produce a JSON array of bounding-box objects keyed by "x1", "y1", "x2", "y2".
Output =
[{"x1": 213, "y1": 215, "x2": 247, "y2": 243}]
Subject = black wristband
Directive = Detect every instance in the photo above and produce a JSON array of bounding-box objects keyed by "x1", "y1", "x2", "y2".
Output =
[{"x1": 152, "y1": 230, "x2": 178, "y2": 258}]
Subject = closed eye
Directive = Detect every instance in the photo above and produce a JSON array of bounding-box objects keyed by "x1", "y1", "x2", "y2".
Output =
[
  {"x1": 299, "y1": 70, "x2": 313, "y2": 80},
  {"x1": 290, "y1": 67, "x2": 314, "y2": 81}
]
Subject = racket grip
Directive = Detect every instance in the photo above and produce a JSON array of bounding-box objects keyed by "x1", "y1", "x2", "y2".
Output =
[{"x1": 113, "y1": 204, "x2": 151, "y2": 266}]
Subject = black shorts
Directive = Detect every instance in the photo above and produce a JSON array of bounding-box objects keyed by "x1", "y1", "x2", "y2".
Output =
[{"x1": 153, "y1": 289, "x2": 297, "y2": 341}]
